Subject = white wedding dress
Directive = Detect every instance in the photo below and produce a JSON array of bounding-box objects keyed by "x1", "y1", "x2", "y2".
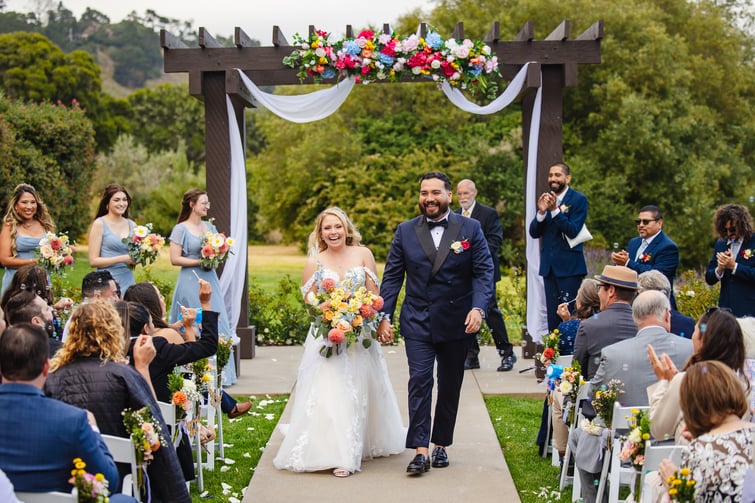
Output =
[{"x1": 273, "y1": 266, "x2": 406, "y2": 473}]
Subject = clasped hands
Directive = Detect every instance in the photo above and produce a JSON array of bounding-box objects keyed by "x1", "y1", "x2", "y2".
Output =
[
  {"x1": 610, "y1": 249, "x2": 630, "y2": 266},
  {"x1": 716, "y1": 249, "x2": 736, "y2": 274},
  {"x1": 376, "y1": 319, "x2": 394, "y2": 345},
  {"x1": 536, "y1": 191, "x2": 558, "y2": 214}
]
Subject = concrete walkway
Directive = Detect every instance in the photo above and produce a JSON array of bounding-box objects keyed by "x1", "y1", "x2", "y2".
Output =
[{"x1": 230, "y1": 344, "x2": 546, "y2": 503}]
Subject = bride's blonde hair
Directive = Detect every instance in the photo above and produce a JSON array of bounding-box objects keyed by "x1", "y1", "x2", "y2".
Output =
[{"x1": 307, "y1": 207, "x2": 362, "y2": 256}]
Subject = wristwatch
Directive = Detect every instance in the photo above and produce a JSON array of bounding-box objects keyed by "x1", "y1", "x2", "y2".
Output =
[{"x1": 474, "y1": 307, "x2": 486, "y2": 319}]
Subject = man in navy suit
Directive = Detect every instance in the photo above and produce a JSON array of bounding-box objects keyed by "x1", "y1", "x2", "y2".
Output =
[
  {"x1": 0, "y1": 323, "x2": 134, "y2": 501},
  {"x1": 378, "y1": 172, "x2": 494, "y2": 476},
  {"x1": 529, "y1": 162, "x2": 588, "y2": 331},
  {"x1": 455, "y1": 179, "x2": 516, "y2": 371},
  {"x1": 706, "y1": 203, "x2": 755, "y2": 317},
  {"x1": 611, "y1": 205, "x2": 679, "y2": 308}
]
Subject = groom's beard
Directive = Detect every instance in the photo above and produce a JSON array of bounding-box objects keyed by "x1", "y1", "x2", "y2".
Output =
[{"x1": 419, "y1": 199, "x2": 450, "y2": 220}]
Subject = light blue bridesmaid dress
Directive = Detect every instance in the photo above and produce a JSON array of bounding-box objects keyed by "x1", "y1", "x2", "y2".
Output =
[{"x1": 96, "y1": 217, "x2": 136, "y2": 294}]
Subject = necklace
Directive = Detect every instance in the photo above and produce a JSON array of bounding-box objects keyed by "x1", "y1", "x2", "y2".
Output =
[{"x1": 21, "y1": 221, "x2": 34, "y2": 229}]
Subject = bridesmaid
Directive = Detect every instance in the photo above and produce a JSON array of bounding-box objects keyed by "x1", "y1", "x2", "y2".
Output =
[
  {"x1": 88, "y1": 184, "x2": 136, "y2": 294},
  {"x1": 169, "y1": 189, "x2": 237, "y2": 386},
  {"x1": 0, "y1": 184, "x2": 56, "y2": 295}
]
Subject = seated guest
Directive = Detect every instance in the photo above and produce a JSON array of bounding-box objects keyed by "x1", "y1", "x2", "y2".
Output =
[
  {"x1": 4, "y1": 290, "x2": 61, "y2": 358},
  {"x1": 647, "y1": 308, "x2": 746, "y2": 442},
  {"x1": 573, "y1": 265, "x2": 638, "y2": 380},
  {"x1": 124, "y1": 281, "x2": 251, "y2": 419},
  {"x1": 61, "y1": 270, "x2": 119, "y2": 340},
  {"x1": 0, "y1": 264, "x2": 72, "y2": 335},
  {"x1": 637, "y1": 270, "x2": 695, "y2": 338},
  {"x1": 0, "y1": 323, "x2": 132, "y2": 501},
  {"x1": 658, "y1": 361, "x2": 755, "y2": 501},
  {"x1": 45, "y1": 301, "x2": 189, "y2": 503}
]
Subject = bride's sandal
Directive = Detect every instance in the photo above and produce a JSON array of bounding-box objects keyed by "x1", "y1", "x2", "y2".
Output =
[{"x1": 332, "y1": 468, "x2": 352, "y2": 478}]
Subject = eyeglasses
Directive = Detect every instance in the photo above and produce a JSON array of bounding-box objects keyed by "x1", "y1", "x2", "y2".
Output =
[
  {"x1": 596, "y1": 283, "x2": 608, "y2": 291},
  {"x1": 634, "y1": 218, "x2": 658, "y2": 225},
  {"x1": 705, "y1": 306, "x2": 732, "y2": 316},
  {"x1": 724, "y1": 226, "x2": 737, "y2": 233}
]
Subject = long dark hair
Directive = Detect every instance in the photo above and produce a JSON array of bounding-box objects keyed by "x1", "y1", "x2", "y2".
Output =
[
  {"x1": 95, "y1": 184, "x2": 131, "y2": 219},
  {"x1": 176, "y1": 189, "x2": 206, "y2": 224},
  {"x1": 123, "y1": 282, "x2": 170, "y2": 329},
  {"x1": 685, "y1": 309, "x2": 745, "y2": 373}
]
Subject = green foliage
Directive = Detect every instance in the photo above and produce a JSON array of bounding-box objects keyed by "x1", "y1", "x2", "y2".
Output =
[
  {"x1": 675, "y1": 269, "x2": 720, "y2": 322},
  {"x1": 0, "y1": 94, "x2": 96, "y2": 239},
  {"x1": 248, "y1": 276, "x2": 310, "y2": 346},
  {"x1": 108, "y1": 19, "x2": 162, "y2": 88}
]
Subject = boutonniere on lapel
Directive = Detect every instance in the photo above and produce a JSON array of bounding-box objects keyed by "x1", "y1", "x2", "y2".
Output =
[
  {"x1": 558, "y1": 204, "x2": 570, "y2": 213},
  {"x1": 640, "y1": 253, "x2": 652, "y2": 263},
  {"x1": 450, "y1": 238, "x2": 470, "y2": 254},
  {"x1": 742, "y1": 248, "x2": 754, "y2": 260}
]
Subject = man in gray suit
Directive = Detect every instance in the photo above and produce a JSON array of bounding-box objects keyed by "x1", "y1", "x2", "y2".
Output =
[
  {"x1": 591, "y1": 290, "x2": 693, "y2": 406},
  {"x1": 573, "y1": 265, "x2": 638, "y2": 380}
]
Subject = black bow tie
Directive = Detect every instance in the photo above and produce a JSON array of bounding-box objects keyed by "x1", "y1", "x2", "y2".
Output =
[{"x1": 428, "y1": 220, "x2": 448, "y2": 229}]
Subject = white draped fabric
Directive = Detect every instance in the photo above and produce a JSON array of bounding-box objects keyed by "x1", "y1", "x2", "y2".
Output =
[{"x1": 224, "y1": 62, "x2": 548, "y2": 342}]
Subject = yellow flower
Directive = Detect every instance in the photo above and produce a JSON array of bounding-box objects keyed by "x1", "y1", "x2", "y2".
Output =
[
  {"x1": 642, "y1": 433, "x2": 650, "y2": 440},
  {"x1": 75, "y1": 461, "x2": 86, "y2": 470},
  {"x1": 688, "y1": 480, "x2": 696, "y2": 486},
  {"x1": 95, "y1": 473, "x2": 105, "y2": 482},
  {"x1": 680, "y1": 468, "x2": 691, "y2": 476},
  {"x1": 202, "y1": 373, "x2": 212, "y2": 383},
  {"x1": 672, "y1": 479, "x2": 682, "y2": 486},
  {"x1": 669, "y1": 488, "x2": 678, "y2": 496}
]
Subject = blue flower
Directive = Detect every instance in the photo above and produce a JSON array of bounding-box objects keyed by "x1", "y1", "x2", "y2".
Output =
[
  {"x1": 343, "y1": 40, "x2": 361, "y2": 56},
  {"x1": 425, "y1": 32, "x2": 443, "y2": 50},
  {"x1": 321, "y1": 67, "x2": 336, "y2": 79},
  {"x1": 468, "y1": 65, "x2": 482, "y2": 77},
  {"x1": 378, "y1": 53, "x2": 395, "y2": 65}
]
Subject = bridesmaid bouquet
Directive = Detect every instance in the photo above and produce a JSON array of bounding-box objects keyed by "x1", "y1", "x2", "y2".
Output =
[
  {"x1": 123, "y1": 223, "x2": 165, "y2": 267},
  {"x1": 200, "y1": 231, "x2": 234, "y2": 270},
  {"x1": 69, "y1": 458, "x2": 110, "y2": 502},
  {"x1": 37, "y1": 231, "x2": 75, "y2": 274},
  {"x1": 305, "y1": 276, "x2": 385, "y2": 358},
  {"x1": 122, "y1": 406, "x2": 165, "y2": 494}
]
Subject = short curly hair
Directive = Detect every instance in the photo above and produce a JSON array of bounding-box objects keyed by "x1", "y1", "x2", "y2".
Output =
[{"x1": 713, "y1": 204, "x2": 753, "y2": 241}]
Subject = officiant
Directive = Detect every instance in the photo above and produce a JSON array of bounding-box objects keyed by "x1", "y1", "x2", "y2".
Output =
[{"x1": 528, "y1": 162, "x2": 589, "y2": 331}]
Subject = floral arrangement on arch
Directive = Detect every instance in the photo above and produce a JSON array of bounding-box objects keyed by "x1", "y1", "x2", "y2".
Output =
[
  {"x1": 304, "y1": 270, "x2": 385, "y2": 358},
  {"x1": 69, "y1": 457, "x2": 109, "y2": 503},
  {"x1": 200, "y1": 231, "x2": 234, "y2": 270},
  {"x1": 36, "y1": 231, "x2": 74, "y2": 274},
  {"x1": 535, "y1": 329, "x2": 561, "y2": 364},
  {"x1": 122, "y1": 406, "x2": 165, "y2": 494},
  {"x1": 123, "y1": 223, "x2": 165, "y2": 267},
  {"x1": 282, "y1": 28, "x2": 501, "y2": 99},
  {"x1": 667, "y1": 467, "x2": 696, "y2": 502}
]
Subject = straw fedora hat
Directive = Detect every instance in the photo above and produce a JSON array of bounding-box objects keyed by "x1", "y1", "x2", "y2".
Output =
[{"x1": 594, "y1": 265, "x2": 638, "y2": 290}]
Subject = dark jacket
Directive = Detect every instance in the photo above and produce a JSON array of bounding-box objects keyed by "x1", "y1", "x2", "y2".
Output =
[{"x1": 45, "y1": 357, "x2": 190, "y2": 503}]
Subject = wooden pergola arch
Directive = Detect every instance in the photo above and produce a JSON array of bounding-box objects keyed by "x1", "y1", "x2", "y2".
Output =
[{"x1": 160, "y1": 20, "x2": 603, "y2": 358}]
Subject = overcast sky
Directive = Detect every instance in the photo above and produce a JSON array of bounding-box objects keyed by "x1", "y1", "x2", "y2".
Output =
[{"x1": 5, "y1": 0, "x2": 437, "y2": 41}]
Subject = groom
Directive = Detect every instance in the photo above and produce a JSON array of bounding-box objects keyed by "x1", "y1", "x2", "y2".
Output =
[{"x1": 378, "y1": 171, "x2": 494, "y2": 476}]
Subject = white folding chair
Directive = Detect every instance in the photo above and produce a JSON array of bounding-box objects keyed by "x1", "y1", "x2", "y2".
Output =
[
  {"x1": 596, "y1": 403, "x2": 650, "y2": 503},
  {"x1": 639, "y1": 441, "x2": 687, "y2": 503},
  {"x1": 15, "y1": 491, "x2": 75, "y2": 502},
  {"x1": 158, "y1": 400, "x2": 181, "y2": 448},
  {"x1": 101, "y1": 434, "x2": 141, "y2": 502},
  {"x1": 563, "y1": 382, "x2": 593, "y2": 500},
  {"x1": 543, "y1": 355, "x2": 575, "y2": 461}
]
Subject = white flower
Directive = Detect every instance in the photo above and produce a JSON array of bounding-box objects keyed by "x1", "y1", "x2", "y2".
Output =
[
  {"x1": 134, "y1": 225, "x2": 150, "y2": 238},
  {"x1": 430, "y1": 59, "x2": 441, "y2": 70},
  {"x1": 315, "y1": 47, "x2": 326, "y2": 58},
  {"x1": 559, "y1": 381, "x2": 573, "y2": 394},
  {"x1": 627, "y1": 427, "x2": 642, "y2": 443}
]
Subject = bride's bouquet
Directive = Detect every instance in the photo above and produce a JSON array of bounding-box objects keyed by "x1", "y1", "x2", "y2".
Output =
[
  {"x1": 200, "y1": 231, "x2": 234, "y2": 270},
  {"x1": 123, "y1": 223, "x2": 165, "y2": 267},
  {"x1": 305, "y1": 274, "x2": 385, "y2": 358},
  {"x1": 36, "y1": 231, "x2": 75, "y2": 274}
]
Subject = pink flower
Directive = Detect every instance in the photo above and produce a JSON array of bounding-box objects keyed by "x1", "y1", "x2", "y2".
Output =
[
  {"x1": 359, "y1": 304, "x2": 376, "y2": 318},
  {"x1": 62, "y1": 255, "x2": 74, "y2": 266},
  {"x1": 321, "y1": 278, "x2": 336, "y2": 292},
  {"x1": 201, "y1": 244, "x2": 216, "y2": 259},
  {"x1": 372, "y1": 296, "x2": 384, "y2": 311},
  {"x1": 328, "y1": 328, "x2": 345, "y2": 344},
  {"x1": 461, "y1": 239, "x2": 470, "y2": 250},
  {"x1": 50, "y1": 237, "x2": 62, "y2": 251}
]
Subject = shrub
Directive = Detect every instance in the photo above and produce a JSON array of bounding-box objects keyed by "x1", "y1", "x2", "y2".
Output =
[
  {"x1": 675, "y1": 269, "x2": 719, "y2": 322},
  {"x1": 248, "y1": 276, "x2": 309, "y2": 346}
]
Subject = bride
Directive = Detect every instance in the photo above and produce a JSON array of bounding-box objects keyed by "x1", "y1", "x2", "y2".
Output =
[{"x1": 273, "y1": 207, "x2": 405, "y2": 477}]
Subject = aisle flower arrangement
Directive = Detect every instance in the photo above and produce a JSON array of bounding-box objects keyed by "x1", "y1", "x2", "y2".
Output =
[
  {"x1": 282, "y1": 28, "x2": 501, "y2": 98},
  {"x1": 592, "y1": 379, "x2": 624, "y2": 429},
  {"x1": 535, "y1": 329, "x2": 561, "y2": 364},
  {"x1": 667, "y1": 468, "x2": 696, "y2": 502},
  {"x1": 122, "y1": 406, "x2": 165, "y2": 494},
  {"x1": 36, "y1": 231, "x2": 74, "y2": 274},
  {"x1": 304, "y1": 271, "x2": 385, "y2": 358},
  {"x1": 123, "y1": 223, "x2": 165, "y2": 267},
  {"x1": 199, "y1": 231, "x2": 234, "y2": 270},
  {"x1": 69, "y1": 458, "x2": 109, "y2": 503},
  {"x1": 620, "y1": 407, "x2": 651, "y2": 501}
]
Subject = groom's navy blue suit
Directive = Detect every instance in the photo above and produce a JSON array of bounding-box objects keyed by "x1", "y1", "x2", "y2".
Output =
[{"x1": 380, "y1": 212, "x2": 494, "y2": 449}]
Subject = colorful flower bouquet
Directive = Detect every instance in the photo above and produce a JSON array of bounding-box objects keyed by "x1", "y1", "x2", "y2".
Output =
[
  {"x1": 304, "y1": 271, "x2": 385, "y2": 358},
  {"x1": 167, "y1": 366, "x2": 201, "y2": 443},
  {"x1": 592, "y1": 379, "x2": 624, "y2": 429},
  {"x1": 191, "y1": 357, "x2": 214, "y2": 394},
  {"x1": 667, "y1": 467, "x2": 696, "y2": 502},
  {"x1": 199, "y1": 231, "x2": 234, "y2": 270},
  {"x1": 123, "y1": 223, "x2": 165, "y2": 267},
  {"x1": 282, "y1": 28, "x2": 501, "y2": 99},
  {"x1": 557, "y1": 360, "x2": 585, "y2": 424},
  {"x1": 535, "y1": 329, "x2": 561, "y2": 364},
  {"x1": 619, "y1": 408, "x2": 651, "y2": 470},
  {"x1": 122, "y1": 406, "x2": 165, "y2": 494},
  {"x1": 69, "y1": 457, "x2": 109, "y2": 503},
  {"x1": 216, "y1": 335, "x2": 234, "y2": 372},
  {"x1": 36, "y1": 231, "x2": 74, "y2": 274}
]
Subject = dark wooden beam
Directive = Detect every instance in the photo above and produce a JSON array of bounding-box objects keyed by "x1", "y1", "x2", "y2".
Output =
[
  {"x1": 417, "y1": 23, "x2": 428, "y2": 39},
  {"x1": 452, "y1": 22, "x2": 464, "y2": 40},
  {"x1": 576, "y1": 20, "x2": 604, "y2": 41},
  {"x1": 272, "y1": 26, "x2": 288, "y2": 47},
  {"x1": 383, "y1": 23, "x2": 391, "y2": 35},
  {"x1": 515, "y1": 21, "x2": 534, "y2": 42},
  {"x1": 485, "y1": 22, "x2": 500, "y2": 44},
  {"x1": 234, "y1": 27, "x2": 255, "y2": 47},
  {"x1": 346, "y1": 25, "x2": 354, "y2": 38},
  {"x1": 198, "y1": 27, "x2": 222, "y2": 48},
  {"x1": 545, "y1": 20, "x2": 570, "y2": 41},
  {"x1": 188, "y1": 71, "x2": 203, "y2": 97},
  {"x1": 226, "y1": 70, "x2": 257, "y2": 107},
  {"x1": 160, "y1": 29, "x2": 188, "y2": 49}
]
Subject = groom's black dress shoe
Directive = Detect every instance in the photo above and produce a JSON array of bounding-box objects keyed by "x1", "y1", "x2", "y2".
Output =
[
  {"x1": 431, "y1": 447, "x2": 449, "y2": 468},
  {"x1": 406, "y1": 454, "x2": 430, "y2": 475}
]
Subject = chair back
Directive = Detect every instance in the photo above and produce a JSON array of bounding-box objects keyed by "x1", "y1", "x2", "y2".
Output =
[
  {"x1": 15, "y1": 491, "x2": 75, "y2": 502},
  {"x1": 158, "y1": 401, "x2": 177, "y2": 427},
  {"x1": 101, "y1": 434, "x2": 141, "y2": 502},
  {"x1": 556, "y1": 355, "x2": 574, "y2": 367},
  {"x1": 612, "y1": 402, "x2": 648, "y2": 432}
]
